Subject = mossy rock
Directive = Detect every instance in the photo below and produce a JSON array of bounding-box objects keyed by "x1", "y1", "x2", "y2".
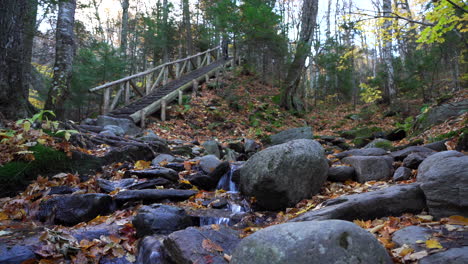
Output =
[
  {"x1": 364, "y1": 139, "x2": 393, "y2": 151},
  {"x1": 352, "y1": 138, "x2": 371, "y2": 148}
]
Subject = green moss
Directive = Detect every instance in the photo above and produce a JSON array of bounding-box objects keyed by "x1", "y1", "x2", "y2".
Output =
[{"x1": 374, "y1": 141, "x2": 393, "y2": 150}]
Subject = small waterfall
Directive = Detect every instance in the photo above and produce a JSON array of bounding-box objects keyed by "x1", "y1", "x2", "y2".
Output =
[{"x1": 199, "y1": 163, "x2": 247, "y2": 226}]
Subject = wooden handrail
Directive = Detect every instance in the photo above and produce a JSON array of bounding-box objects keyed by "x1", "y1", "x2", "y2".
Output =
[{"x1": 89, "y1": 46, "x2": 220, "y2": 92}]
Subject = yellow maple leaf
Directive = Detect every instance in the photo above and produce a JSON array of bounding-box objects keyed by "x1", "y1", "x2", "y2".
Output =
[
  {"x1": 134, "y1": 160, "x2": 151, "y2": 170},
  {"x1": 425, "y1": 239, "x2": 443, "y2": 249},
  {"x1": 447, "y1": 215, "x2": 468, "y2": 226}
]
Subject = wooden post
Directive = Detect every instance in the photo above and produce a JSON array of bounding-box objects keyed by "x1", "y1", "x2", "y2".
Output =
[
  {"x1": 205, "y1": 74, "x2": 209, "y2": 83},
  {"x1": 217, "y1": 48, "x2": 220, "y2": 60},
  {"x1": 161, "y1": 99, "x2": 166, "y2": 121},
  {"x1": 140, "y1": 109, "x2": 146, "y2": 129},
  {"x1": 103, "y1": 88, "x2": 110, "y2": 114},
  {"x1": 125, "y1": 81, "x2": 130, "y2": 104},
  {"x1": 176, "y1": 63, "x2": 180, "y2": 78},
  {"x1": 178, "y1": 90, "x2": 183, "y2": 105},
  {"x1": 163, "y1": 67, "x2": 168, "y2": 85},
  {"x1": 145, "y1": 75, "x2": 151, "y2": 95},
  {"x1": 207, "y1": 53, "x2": 211, "y2": 64},
  {"x1": 192, "y1": 80, "x2": 198, "y2": 97},
  {"x1": 197, "y1": 56, "x2": 201, "y2": 67}
]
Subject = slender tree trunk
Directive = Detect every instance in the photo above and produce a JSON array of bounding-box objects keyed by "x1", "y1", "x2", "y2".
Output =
[
  {"x1": 120, "y1": 0, "x2": 130, "y2": 57},
  {"x1": 281, "y1": 0, "x2": 319, "y2": 111},
  {"x1": 45, "y1": 0, "x2": 76, "y2": 120},
  {"x1": 0, "y1": 0, "x2": 35, "y2": 119},
  {"x1": 162, "y1": 0, "x2": 169, "y2": 62},
  {"x1": 382, "y1": 0, "x2": 396, "y2": 103},
  {"x1": 182, "y1": 0, "x2": 193, "y2": 56}
]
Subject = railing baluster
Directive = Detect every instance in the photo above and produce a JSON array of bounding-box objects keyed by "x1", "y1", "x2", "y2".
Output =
[
  {"x1": 125, "y1": 81, "x2": 130, "y2": 104},
  {"x1": 110, "y1": 87, "x2": 124, "y2": 111},
  {"x1": 103, "y1": 87, "x2": 110, "y2": 114}
]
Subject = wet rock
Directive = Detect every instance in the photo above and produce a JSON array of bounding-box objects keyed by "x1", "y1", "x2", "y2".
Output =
[
  {"x1": 393, "y1": 167, "x2": 412, "y2": 181},
  {"x1": 187, "y1": 172, "x2": 217, "y2": 191},
  {"x1": 327, "y1": 166, "x2": 355, "y2": 182},
  {"x1": 103, "y1": 125, "x2": 125, "y2": 136},
  {"x1": 114, "y1": 189, "x2": 197, "y2": 206},
  {"x1": 419, "y1": 246, "x2": 468, "y2": 264},
  {"x1": 37, "y1": 193, "x2": 114, "y2": 226},
  {"x1": 72, "y1": 223, "x2": 120, "y2": 242},
  {"x1": 0, "y1": 245, "x2": 36, "y2": 264},
  {"x1": 139, "y1": 130, "x2": 166, "y2": 143},
  {"x1": 385, "y1": 128, "x2": 406, "y2": 141},
  {"x1": 152, "y1": 154, "x2": 175, "y2": 166},
  {"x1": 417, "y1": 151, "x2": 468, "y2": 218},
  {"x1": 291, "y1": 183, "x2": 426, "y2": 222},
  {"x1": 100, "y1": 256, "x2": 132, "y2": 264},
  {"x1": 269, "y1": 127, "x2": 313, "y2": 146},
  {"x1": 342, "y1": 156, "x2": 394, "y2": 182},
  {"x1": 171, "y1": 145, "x2": 193, "y2": 157},
  {"x1": 133, "y1": 204, "x2": 193, "y2": 237},
  {"x1": 202, "y1": 140, "x2": 221, "y2": 158},
  {"x1": 97, "y1": 178, "x2": 138, "y2": 193},
  {"x1": 403, "y1": 152, "x2": 434, "y2": 169},
  {"x1": 240, "y1": 139, "x2": 328, "y2": 210},
  {"x1": 211, "y1": 198, "x2": 228, "y2": 209},
  {"x1": 224, "y1": 148, "x2": 238, "y2": 162},
  {"x1": 163, "y1": 225, "x2": 241, "y2": 264},
  {"x1": 199, "y1": 155, "x2": 221, "y2": 174},
  {"x1": 231, "y1": 220, "x2": 391, "y2": 264},
  {"x1": 136, "y1": 235, "x2": 166, "y2": 264},
  {"x1": 392, "y1": 226, "x2": 433, "y2": 251},
  {"x1": 389, "y1": 146, "x2": 435, "y2": 161},
  {"x1": 125, "y1": 168, "x2": 179, "y2": 182},
  {"x1": 48, "y1": 186, "x2": 79, "y2": 195},
  {"x1": 99, "y1": 130, "x2": 117, "y2": 137},
  {"x1": 333, "y1": 148, "x2": 387, "y2": 159},
  {"x1": 97, "y1": 115, "x2": 141, "y2": 136},
  {"x1": 165, "y1": 163, "x2": 185, "y2": 172},
  {"x1": 244, "y1": 139, "x2": 260, "y2": 153},
  {"x1": 228, "y1": 142, "x2": 245, "y2": 153}
]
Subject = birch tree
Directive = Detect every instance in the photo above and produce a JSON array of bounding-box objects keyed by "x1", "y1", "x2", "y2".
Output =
[
  {"x1": 45, "y1": 0, "x2": 77, "y2": 120},
  {"x1": 382, "y1": 0, "x2": 396, "y2": 103},
  {"x1": 120, "y1": 0, "x2": 130, "y2": 57}
]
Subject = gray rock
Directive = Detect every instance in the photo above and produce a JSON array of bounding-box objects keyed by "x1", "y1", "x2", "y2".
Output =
[
  {"x1": 240, "y1": 139, "x2": 328, "y2": 210},
  {"x1": 152, "y1": 154, "x2": 175, "y2": 166},
  {"x1": 188, "y1": 161, "x2": 230, "y2": 190},
  {"x1": 424, "y1": 140, "x2": 448, "y2": 151},
  {"x1": 163, "y1": 225, "x2": 241, "y2": 264},
  {"x1": 48, "y1": 186, "x2": 79, "y2": 195},
  {"x1": 334, "y1": 148, "x2": 388, "y2": 159},
  {"x1": 291, "y1": 183, "x2": 426, "y2": 222},
  {"x1": 403, "y1": 152, "x2": 434, "y2": 169},
  {"x1": 393, "y1": 167, "x2": 412, "y2": 181},
  {"x1": 103, "y1": 125, "x2": 125, "y2": 136},
  {"x1": 202, "y1": 140, "x2": 221, "y2": 158},
  {"x1": 125, "y1": 167, "x2": 179, "y2": 182},
  {"x1": 364, "y1": 138, "x2": 393, "y2": 150},
  {"x1": 269, "y1": 126, "x2": 313, "y2": 145},
  {"x1": 80, "y1": 118, "x2": 96, "y2": 125},
  {"x1": 224, "y1": 148, "x2": 238, "y2": 162},
  {"x1": 97, "y1": 178, "x2": 138, "y2": 193},
  {"x1": 0, "y1": 245, "x2": 36, "y2": 264},
  {"x1": 392, "y1": 226, "x2": 433, "y2": 251},
  {"x1": 37, "y1": 193, "x2": 114, "y2": 226},
  {"x1": 415, "y1": 99, "x2": 468, "y2": 131},
  {"x1": 171, "y1": 145, "x2": 193, "y2": 157},
  {"x1": 114, "y1": 189, "x2": 197, "y2": 206},
  {"x1": 419, "y1": 246, "x2": 468, "y2": 264},
  {"x1": 385, "y1": 128, "x2": 406, "y2": 141},
  {"x1": 133, "y1": 204, "x2": 193, "y2": 237},
  {"x1": 244, "y1": 139, "x2": 260, "y2": 153},
  {"x1": 417, "y1": 151, "x2": 468, "y2": 218},
  {"x1": 327, "y1": 166, "x2": 355, "y2": 182},
  {"x1": 139, "y1": 130, "x2": 166, "y2": 143},
  {"x1": 389, "y1": 146, "x2": 435, "y2": 161},
  {"x1": 230, "y1": 220, "x2": 392, "y2": 264},
  {"x1": 228, "y1": 142, "x2": 244, "y2": 153},
  {"x1": 97, "y1": 115, "x2": 141, "y2": 136},
  {"x1": 100, "y1": 256, "x2": 132, "y2": 264},
  {"x1": 136, "y1": 235, "x2": 165, "y2": 264},
  {"x1": 199, "y1": 154, "x2": 221, "y2": 174},
  {"x1": 99, "y1": 130, "x2": 117, "y2": 137},
  {"x1": 342, "y1": 156, "x2": 394, "y2": 182}
]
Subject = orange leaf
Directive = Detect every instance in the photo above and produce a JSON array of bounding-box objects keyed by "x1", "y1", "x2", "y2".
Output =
[
  {"x1": 446, "y1": 215, "x2": 468, "y2": 226},
  {"x1": 134, "y1": 160, "x2": 151, "y2": 170},
  {"x1": 202, "y1": 239, "x2": 223, "y2": 252},
  {"x1": 0, "y1": 211, "x2": 9, "y2": 220}
]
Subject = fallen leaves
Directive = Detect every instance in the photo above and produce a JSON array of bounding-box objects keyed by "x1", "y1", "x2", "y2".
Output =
[
  {"x1": 425, "y1": 239, "x2": 443, "y2": 249},
  {"x1": 202, "y1": 239, "x2": 224, "y2": 252},
  {"x1": 134, "y1": 160, "x2": 151, "y2": 170}
]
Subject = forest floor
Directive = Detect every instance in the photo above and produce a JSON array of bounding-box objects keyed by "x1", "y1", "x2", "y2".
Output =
[{"x1": 0, "y1": 71, "x2": 467, "y2": 263}]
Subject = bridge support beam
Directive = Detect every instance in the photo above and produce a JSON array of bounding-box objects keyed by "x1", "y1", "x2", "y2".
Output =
[{"x1": 161, "y1": 99, "x2": 166, "y2": 121}]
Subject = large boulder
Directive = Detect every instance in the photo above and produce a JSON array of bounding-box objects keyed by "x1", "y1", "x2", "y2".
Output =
[
  {"x1": 392, "y1": 226, "x2": 433, "y2": 251},
  {"x1": 163, "y1": 225, "x2": 241, "y2": 264},
  {"x1": 333, "y1": 148, "x2": 387, "y2": 159},
  {"x1": 230, "y1": 220, "x2": 392, "y2": 264},
  {"x1": 202, "y1": 140, "x2": 221, "y2": 158},
  {"x1": 389, "y1": 146, "x2": 435, "y2": 161},
  {"x1": 342, "y1": 156, "x2": 394, "y2": 182},
  {"x1": 239, "y1": 139, "x2": 328, "y2": 210},
  {"x1": 291, "y1": 183, "x2": 426, "y2": 222},
  {"x1": 417, "y1": 151, "x2": 468, "y2": 218},
  {"x1": 114, "y1": 189, "x2": 197, "y2": 206},
  {"x1": 97, "y1": 115, "x2": 141, "y2": 136},
  {"x1": 198, "y1": 155, "x2": 222, "y2": 174},
  {"x1": 36, "y1": 193, "x2": 114, "y2": 226},
  {"x1": 133, "y1": 204, "x2": 193, "y2": 237},
  {"x1": 415, "y1": 99, "x2": 468, "y2": 131},
  {"x1": 327, "y1": 166, "x2": 355, "y2": 182},
  {"x1": 269, "y1": 127, "x2": 313, "y2": 146},
  {"x1": 393, "y1": 167, "x2": 412, "y2": 181}
]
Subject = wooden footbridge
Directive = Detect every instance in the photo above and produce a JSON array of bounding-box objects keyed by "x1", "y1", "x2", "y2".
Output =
[{"x1": 89, "y1": 46, "x2": 236, "y2": 124}]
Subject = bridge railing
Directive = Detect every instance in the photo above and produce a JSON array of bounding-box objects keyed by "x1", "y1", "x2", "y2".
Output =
[{"x1": 89, "y1": 46, "x2": 221, "y2": 114}]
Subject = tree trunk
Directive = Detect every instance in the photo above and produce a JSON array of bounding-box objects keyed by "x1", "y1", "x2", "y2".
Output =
[
  {"x1": 162, "y1": 0, "x2": 169, "y2": 62},
  {"x1": 120, "y1": 0, "x2": 130, "y2": 57},
  {"x1": 45, "y1": 0, "x2": 76, "y2": 120},
  {"x1": 280, "y1": 0, "x2": 319, "y2": 111},
  {"x1": 382, "y1": 0, "x2": 396, "y2": 103},
  {"x1": 182, "y1": 0, "x2": 193, "y2": 56},
  {"x1": 0, "y1": 0, "x2": 34, "y2": 120}
]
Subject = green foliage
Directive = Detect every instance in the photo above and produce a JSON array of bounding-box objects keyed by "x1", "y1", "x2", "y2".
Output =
[
  {"x1": 374, "y1": 140, "x2": 393, "y2": 150},
  {"x1": 396, "y1": 117, "x2": 414, "y2": 134}
]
